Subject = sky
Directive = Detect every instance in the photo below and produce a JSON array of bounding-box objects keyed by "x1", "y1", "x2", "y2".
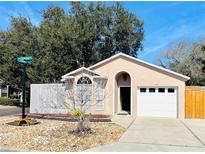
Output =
[{"x1": 1, "y1": 1, "x2": 205, "y2": 64}]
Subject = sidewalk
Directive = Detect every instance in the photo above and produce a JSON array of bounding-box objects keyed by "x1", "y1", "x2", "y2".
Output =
[
  {"x1": 86, "y1": 142, "x2": 205, "y2": 152},
  {"x1": 0, "y1": 105, "x2": 18, "y2": 110},
  {"x1": 111, "y1": 115, "x2": 135, "y2": 129},
  {"x1": 0, "y1": 146, "x2": 19, "y2": 152}
]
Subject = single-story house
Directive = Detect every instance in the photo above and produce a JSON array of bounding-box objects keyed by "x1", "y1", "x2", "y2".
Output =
[{"x1": 60, "y1": 53, "x2": 190, "y2": 119}]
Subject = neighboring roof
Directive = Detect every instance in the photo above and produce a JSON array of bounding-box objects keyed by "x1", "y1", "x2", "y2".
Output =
[
  {"x1": 88, "y1": 53, "x2": 190, "y2": 81},
  {"x1": 61, "y1": 67, "x2": 107, "y2": 81}
]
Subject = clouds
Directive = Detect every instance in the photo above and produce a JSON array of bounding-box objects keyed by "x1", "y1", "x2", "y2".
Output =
[
  {"x1": 141, "y1": 16, "x2": 205, "y2": 59},
  {"x1": 19, "y1": 1, "x2": 40, "y2": 26},
  {"x1": 136, "y1": 2, "x2": 205, "y2": 63},
  {"x1": 0, "y1": 1, "x2": 72, "y2": 30},
  {"x1": 0, "y1": 1, "x2": 41, "y2": 30},
  {"x1": 1, "y1": 1, "x2": 205, "y2": 64}
]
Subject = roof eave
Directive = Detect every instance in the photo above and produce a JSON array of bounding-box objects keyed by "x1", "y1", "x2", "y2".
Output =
[
  {"x1": 89, "y1": 53, "x2": 190, "y2": 81},
  {"x1": 61, "y1": 76, "x2": 75, "y2": 82}
]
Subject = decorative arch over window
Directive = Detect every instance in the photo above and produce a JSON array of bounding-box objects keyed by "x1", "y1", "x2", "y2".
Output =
[{"x1": 77, "y1": 76, "x2": 92, "y2": 84}]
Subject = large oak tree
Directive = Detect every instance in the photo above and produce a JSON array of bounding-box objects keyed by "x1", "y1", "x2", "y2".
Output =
[{"x1": 0, "y1": 2, "x2": 144, "y2": 87}]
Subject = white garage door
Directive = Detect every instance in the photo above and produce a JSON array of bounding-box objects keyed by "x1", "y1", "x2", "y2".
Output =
[{"x1": 137, "y1": 87, "x2": 177, "y2": 118}]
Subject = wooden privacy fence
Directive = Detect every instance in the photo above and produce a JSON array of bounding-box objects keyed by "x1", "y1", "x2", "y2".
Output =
[{"x1": 185, "y1": 86, "x2": 205, "y2": 119}]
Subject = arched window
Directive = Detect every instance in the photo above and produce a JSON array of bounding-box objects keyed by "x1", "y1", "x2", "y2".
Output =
[
  {"x1": 77, "y1": 76, "x2": 92, "y2": 84},
  {"x1": 76, "y1": 76, "x2": 92, "y2": 111}
]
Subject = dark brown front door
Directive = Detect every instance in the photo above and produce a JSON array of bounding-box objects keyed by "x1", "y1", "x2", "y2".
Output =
[{"x1": 120, "y1": 87, "x2": 131, "y2": 113}]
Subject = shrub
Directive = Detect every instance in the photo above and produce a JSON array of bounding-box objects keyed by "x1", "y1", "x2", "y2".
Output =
[
  {"x1": 0, "y1": 97, "x2": 18, "y2": 105},
  {"x1": 71, "y1": 109, "x2": 85, "y2": 118}
]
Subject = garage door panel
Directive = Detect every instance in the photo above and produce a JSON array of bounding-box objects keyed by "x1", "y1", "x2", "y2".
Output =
[{"x1": 137, "y1": 87, "x2": 177, "y2": 118}]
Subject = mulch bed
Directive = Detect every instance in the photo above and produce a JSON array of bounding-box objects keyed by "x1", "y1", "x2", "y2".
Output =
[{"x1": 28, "y1": 113, "x2": 111, "y2": 122}]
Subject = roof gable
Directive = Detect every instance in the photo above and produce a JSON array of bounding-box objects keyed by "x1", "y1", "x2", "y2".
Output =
[
  {"x1": 61, "y1": 67, "x2": 107, "y2": 81},
  {"x1": 89, "y1": 53, "x2": 190, "y2": 81}
]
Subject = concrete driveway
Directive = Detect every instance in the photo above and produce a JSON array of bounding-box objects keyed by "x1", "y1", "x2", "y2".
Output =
[{"x1": 87, "y1": 117, "x2": 205, "y2": 152}]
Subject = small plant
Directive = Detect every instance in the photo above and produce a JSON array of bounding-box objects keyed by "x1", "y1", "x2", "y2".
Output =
[
  {"x1": 71, "y1": 109, "x2": 85, "y2": 118},
  {"x1": 71, "y1": 109, "x2": 90, "y2": 132}
]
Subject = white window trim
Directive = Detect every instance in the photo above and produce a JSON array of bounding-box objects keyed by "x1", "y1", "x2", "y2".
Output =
[{"x1": 95, "y1": 83, "x2": 105, "y2": 111}]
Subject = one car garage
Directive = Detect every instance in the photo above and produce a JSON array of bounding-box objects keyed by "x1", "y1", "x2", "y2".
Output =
[{"x1": 137, "y1": 87, "x2": 177, "y2": 118}]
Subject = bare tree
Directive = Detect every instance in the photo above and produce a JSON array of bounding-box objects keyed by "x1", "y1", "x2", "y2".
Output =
[
  {"x1": 157, "y1": 39, "x2": 205, "y2": 85},
  {"x1": 64, "y1": 70, "x2": 107, "y2": 132}
]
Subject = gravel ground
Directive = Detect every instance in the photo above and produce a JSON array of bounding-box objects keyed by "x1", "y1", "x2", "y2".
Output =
[{"x1": 0, "y1": 119, "x2": 125, "y2": 152}]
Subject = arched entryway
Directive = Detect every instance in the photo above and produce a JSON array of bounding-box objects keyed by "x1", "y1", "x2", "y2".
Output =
[{"x1": 114, "y1": 71, "x2": 131, "y2": 115}]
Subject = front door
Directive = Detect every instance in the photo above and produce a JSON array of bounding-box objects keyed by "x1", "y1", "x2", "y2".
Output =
[{"x1": 120, "y1": 87, "x2": 131, "y2": 113}]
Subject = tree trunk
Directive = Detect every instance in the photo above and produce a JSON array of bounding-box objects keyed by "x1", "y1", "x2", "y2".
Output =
[{"x1": 77, "y1": 118, "x2": 85, "y2": 132}]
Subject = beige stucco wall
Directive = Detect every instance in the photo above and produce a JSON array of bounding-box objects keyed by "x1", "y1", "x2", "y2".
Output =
[{"x1": 89, "y1": 56, "x2": 186, "y2": 119}]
